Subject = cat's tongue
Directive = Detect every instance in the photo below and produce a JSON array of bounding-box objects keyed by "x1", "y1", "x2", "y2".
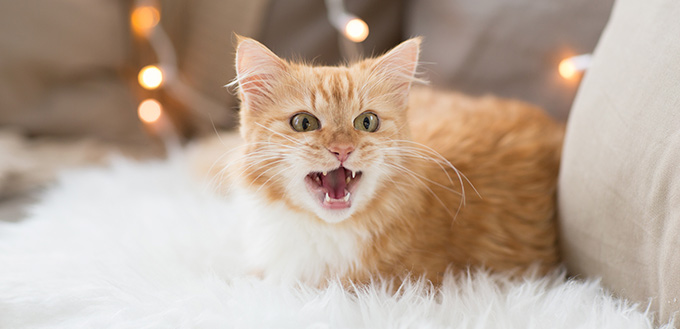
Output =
[{"x1": 321, "y1": 167, "x2": 348, "y2": 199}]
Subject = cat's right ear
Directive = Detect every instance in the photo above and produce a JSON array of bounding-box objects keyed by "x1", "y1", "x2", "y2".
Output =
[{"x1": 232, "y1": 36, "x2": 287, "y2": 110}]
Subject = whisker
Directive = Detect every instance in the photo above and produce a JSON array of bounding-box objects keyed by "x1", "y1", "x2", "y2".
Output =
[
  {"x1": 250, "y1": 159, "x2": 289, "y2": 192},
  {"x1": 384, "y1": 161, "x2": 461, "y2": 196},
  {"x1": 381, "y1": 162, "x2": 457, "y2": 220},
  {"x1": 251, "y1": 161, "x2": 300, "y2": 196},
  {"x1": 392, "y1": 140, "x2": 480, "y2": 199},
  {"x1": 378, "y1": 139, "x2": 481, "y2": 203},
  {"x1": 255, "y1": 122, "x2": 303, "y2": 146},
  {"x1": 206, "y1": 142, "x2": 299, "y2": 194}
]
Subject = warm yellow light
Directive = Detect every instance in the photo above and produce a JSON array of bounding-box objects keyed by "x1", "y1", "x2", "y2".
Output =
[
  {"x1": 131, "y1": 6, "x2": 160, "y2": 36},
  {"x1": 559, "y1": 59, "x2": 576, "y2": 79},
  {"x1": 138, "y1": 65, "x2": 163, "y2": 90},
  {"x1": 138, "y1": 99, "x2": 162, "y2": 124},
  {"x1": 344, "y1": 18, "x2": 369, "y2": 43},
  {"x1": 559, "y1": 54, "x2": 592, "y2": 80}
]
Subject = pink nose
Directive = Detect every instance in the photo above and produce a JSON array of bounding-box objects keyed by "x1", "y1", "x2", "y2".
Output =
[{"x1": 328, "y1": 144, "x2": 355, "y2": 162}]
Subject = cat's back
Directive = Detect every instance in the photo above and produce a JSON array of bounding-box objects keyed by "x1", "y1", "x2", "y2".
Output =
[
  {"x1": 404, "y1": 87, "x2": 564, "y2": 275},
  {"x1": 408, "y1": 87, "x2": 563, "y2": 156}
]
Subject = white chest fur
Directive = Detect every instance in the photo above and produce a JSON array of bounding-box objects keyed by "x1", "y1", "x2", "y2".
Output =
[{"x1": 232, "y1": 187, "x2": 368, "y2": 285}]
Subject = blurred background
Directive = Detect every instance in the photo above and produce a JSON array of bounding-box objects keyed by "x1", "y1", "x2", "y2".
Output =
[
  {"x1": 0, "y1": 0, "x2": 615, "y2": 143},
  {"x1": 0, "y1": 0, "x2": 614, "y2": 219}
]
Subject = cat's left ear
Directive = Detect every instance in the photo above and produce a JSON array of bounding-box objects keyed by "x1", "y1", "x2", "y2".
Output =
[{"x1": 371, "y1": 37, "x2": 422, "y2": 99}]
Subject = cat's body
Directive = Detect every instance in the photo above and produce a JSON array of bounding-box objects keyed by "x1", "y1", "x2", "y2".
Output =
[{"x1": 205, "y1": 37, "x2": 563, "y2": 286}]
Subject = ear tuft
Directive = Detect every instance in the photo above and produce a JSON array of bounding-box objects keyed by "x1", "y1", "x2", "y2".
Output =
[
  {"x1": 372, "y1": 37, "x2": 422, "y2": 98},
  {"x1": 232, "y1": 36, "x2": 287, "y2": 110}
]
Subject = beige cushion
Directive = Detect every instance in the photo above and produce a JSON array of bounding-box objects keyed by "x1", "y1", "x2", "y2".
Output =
[{"x1": 559, "y1": 0, "x2": 680, "y2": 324}]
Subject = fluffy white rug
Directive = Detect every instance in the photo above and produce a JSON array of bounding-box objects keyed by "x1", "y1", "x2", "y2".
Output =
[{"x1": 0, "y1": 155, "x2": 672, "y2": 328}]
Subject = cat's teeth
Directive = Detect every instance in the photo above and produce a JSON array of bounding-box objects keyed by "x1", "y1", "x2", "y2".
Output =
[
  {"x1": 324, "y1": 193, "x2": 331, "y2": 202},
  {"x1": 322, "y1": 171, "x2": 327, "y2": 176},
  {"x1": 345, "y1": 176, "x2": 351, "y2": 184},
  {"x1": 343, "y1": 192, "x2": 351, "y2": 202},
  {"x1": 351, "y1": 171, "x2": 356, "y2": 178}
]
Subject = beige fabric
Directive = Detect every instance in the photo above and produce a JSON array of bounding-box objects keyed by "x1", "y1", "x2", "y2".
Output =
[
  {"x1": 559, "y1": 0, "x2": 680, "y2": 324},
  {"x1": 161, "y1": 0, "x2": 269, "y2": 131},
  {"x1": 406, "y1": 0, "x2": 614, "y2": 120},
  {"x1": 0, "y1": 0, "x2": 269, "y2": 140},
  {"x1": 0, "y1": 0, "x2": 613, "y2": 141},
  {"x1": 259, "y1": 0, "x2": 403, "y2": 66},
  {"x1": 0, "y1": 0, "x2": 146, "y2": 143}
]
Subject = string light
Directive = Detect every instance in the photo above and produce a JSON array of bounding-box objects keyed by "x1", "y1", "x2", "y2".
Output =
[
  {"x1": 138, "y1": 65, "x2": 164, "y2": 90},
  {"x1": 131, "y1": 5, "x2": 160, "y2": 37},
  {"x1": 325, "y1": 0, "x2": 369, "y2": 43},
  {"x1": 559, "y1": 54, "x2": 592, "y2": 80},
  {"x1": 344, "y1": 18, "x2": 369, "y2": 43},
  {"x1": 131, "y1": 1, "x2": 168, "y2": 139},
  {"x1": 130, "y1": 0, "x2": 232, "y2": 142},
  {"x1": 138, "y1": 99, "x2": 162, "y2": 124}
]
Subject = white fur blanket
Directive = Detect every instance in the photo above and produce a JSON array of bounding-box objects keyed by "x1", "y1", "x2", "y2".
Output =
[{"x1": 0, "y1": 155, "x2": 671, "y2": 328}]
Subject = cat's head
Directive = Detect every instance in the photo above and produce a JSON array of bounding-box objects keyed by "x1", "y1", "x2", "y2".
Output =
[{"x1": 233, "y1": 36, "x2": 421, "y2": 223}]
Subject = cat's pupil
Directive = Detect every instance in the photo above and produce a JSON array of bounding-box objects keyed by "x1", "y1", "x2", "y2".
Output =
[
  {"x1": 302, "y1": 117, "x2": 309, "y2": 130},
  {"x1": 363, "y1": 117, "x2": 370, "y2": 130}
]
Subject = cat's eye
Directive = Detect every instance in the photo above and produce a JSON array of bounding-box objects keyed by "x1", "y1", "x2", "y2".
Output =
[
  {"x1": 290, "y1": 113, "x2": 320, "y2": 132},
  {"x1": 353, "y1": 112, "x2": 380, "y2": 132}
]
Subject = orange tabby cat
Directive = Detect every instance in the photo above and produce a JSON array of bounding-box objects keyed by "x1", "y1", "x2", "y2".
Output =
[{"x1": 211, "y1": 36, "x2": 563, "y2": 286}]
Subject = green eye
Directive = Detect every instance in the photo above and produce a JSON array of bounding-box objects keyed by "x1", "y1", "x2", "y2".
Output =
[
  {"x1": 354, "y1": 112, "x2": 380, "y2": 132},
  {"x1": 290, "y1": 113, "x2": 320, "y2": 132}
]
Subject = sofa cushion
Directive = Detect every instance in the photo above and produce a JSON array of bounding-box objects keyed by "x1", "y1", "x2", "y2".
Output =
[{"x1": 558, "y1": 0, "x2": 680, "y2": 323}]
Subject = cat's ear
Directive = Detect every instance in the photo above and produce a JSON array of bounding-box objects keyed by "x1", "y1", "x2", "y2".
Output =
[
  {"x1": 371, "y1": 37, "x2": 422, "y2": 99},
  {"x1": 233, "y1": 36, "x2": 287, "y2": 110}
]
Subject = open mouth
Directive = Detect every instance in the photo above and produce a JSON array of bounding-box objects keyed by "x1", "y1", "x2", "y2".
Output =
[{"x1": 305, "y1": 166, "x2": 363, "y2": 209}]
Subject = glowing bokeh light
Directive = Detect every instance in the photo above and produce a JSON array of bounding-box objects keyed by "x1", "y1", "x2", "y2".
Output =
[
  {"x1": 344, "y1": 18, "x2": 369, "y2": 43},
  {"x1": 558, "y1": 54, "x2": 592, "y2": 80},
  {"x1": 138, "y1": 65, "x2": 163, "y2": 90},
  {"x1": 131, "y1": 6, "x2": 160, "y2": 36},
  {"x1": 559, "y1": 59, "x2": 576, "y2": 79},
  {"x1": 138, "y1": 99, "x2": 162, "y2": 123}
]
